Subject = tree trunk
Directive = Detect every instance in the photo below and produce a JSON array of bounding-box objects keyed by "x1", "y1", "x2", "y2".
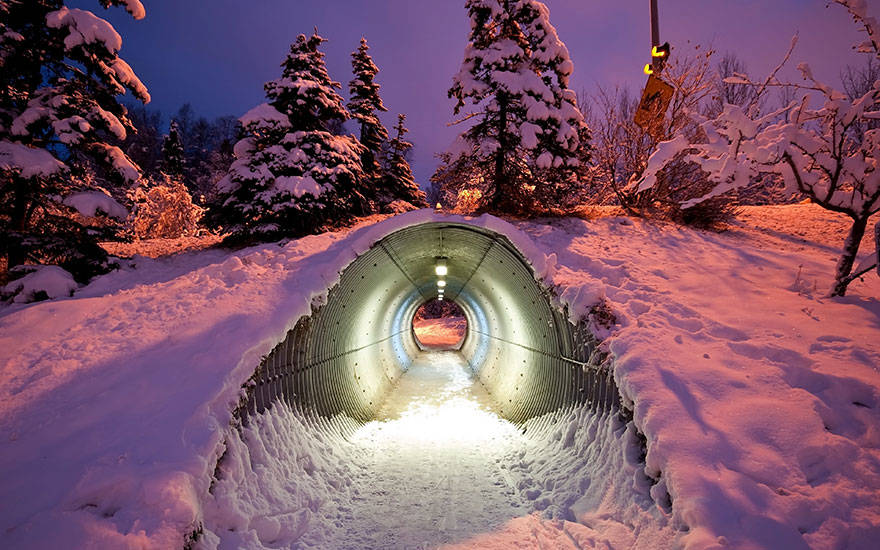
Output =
[
  {"x1": 6, "y1": 180, "x2": 31, "y2": 273},
  {"x1": 830, "y1": 214, "x2": 869, "y2": 297},
  {"x1": 491, "y1": 96, "x2": 508, "y2": 212}
]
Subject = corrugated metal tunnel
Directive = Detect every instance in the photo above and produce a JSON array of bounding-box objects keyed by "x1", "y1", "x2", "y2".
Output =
[{"x1": 239, "y1": 221, "x2": 619, "y2": 424}]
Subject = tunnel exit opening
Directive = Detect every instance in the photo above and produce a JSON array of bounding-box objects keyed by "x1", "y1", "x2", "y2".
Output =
[{"x1": 412, "y1": 299, "x2": 468, "y2": 351}]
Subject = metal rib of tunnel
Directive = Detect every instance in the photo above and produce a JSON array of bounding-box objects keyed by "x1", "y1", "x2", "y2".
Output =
[{"x1": 237, "y1": 221, "x2": 620, "y2": 424}]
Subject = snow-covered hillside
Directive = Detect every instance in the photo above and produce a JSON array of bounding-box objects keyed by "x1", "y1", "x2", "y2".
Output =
[{"x1": 1, "y1": 206, "x2": 879, "y2": 549}]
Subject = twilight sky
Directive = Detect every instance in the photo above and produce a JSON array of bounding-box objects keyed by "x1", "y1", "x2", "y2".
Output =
[{"x1": 79, "y1": 0, "x2": 874, "y2": 188}]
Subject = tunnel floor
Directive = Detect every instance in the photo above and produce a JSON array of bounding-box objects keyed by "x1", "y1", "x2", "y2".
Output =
[{"x1": 323, "y1": 350, "x2": 528, "y2": 548}]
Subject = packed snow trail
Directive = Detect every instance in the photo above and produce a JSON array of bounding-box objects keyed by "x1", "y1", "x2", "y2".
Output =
[{"x1": 325, "y1": 351, "x2": 526, "y2": 549}]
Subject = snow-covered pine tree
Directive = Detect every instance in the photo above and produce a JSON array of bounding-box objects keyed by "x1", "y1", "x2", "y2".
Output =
[
  {"x1": 213, "y1": 32, "x2": 366, "y2": 242},
  {"x1": 0, "y1": 0, "x2": 149, "y2": 283},
  {"x1": 383, "y1": 114, "x2": 427, "y2": 209},
  {"x1": 445, "y1": 0, "x2": 587, "y2": 214},
  {"x1": 348, "y1": 37, "x2": 389, "y2": 209},
  {"x1": 160, "y1": 120, "x2": 185, "y2": 179}
]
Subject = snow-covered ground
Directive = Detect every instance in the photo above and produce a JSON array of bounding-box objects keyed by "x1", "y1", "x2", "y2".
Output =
[
  {"x1": 1, "y1": 205, "x2": 879, "y2": 549},
  {"x1": 203, "y1": 351, "x2": 673, "y2": 549},
  {"x1": 412, "y1": 316, "x2": 467, "y2": 349}
]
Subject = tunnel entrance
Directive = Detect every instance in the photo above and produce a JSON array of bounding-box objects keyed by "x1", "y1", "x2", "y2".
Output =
[
  {"x1": 238, "y1": 220, "x2": 620, "y2": 424},
  {"x1": 412, "y1": 299, "x2": 467, "y2": 350},
  {"x1": 212, "y1": 217, "x2": 640, "y2": 548}
]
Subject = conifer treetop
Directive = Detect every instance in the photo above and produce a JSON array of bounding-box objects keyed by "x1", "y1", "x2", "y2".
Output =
[
  {"x1": 449, "y1": 0, "x2": 585, "y2": 167},
  {"x1": 348, "y1": 37, "x2": 389, "y2": 154},
  {"x1": 264, "y1": 31, "x2": 349, "y2": 131}
]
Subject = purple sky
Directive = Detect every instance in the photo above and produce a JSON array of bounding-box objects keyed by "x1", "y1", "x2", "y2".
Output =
[{"x1": 83, "y1": 0, "x2": 874, "y2": 188}]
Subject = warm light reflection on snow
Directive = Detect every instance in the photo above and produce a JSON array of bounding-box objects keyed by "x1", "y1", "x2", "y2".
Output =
[{"x1": 350, "y1": 352, "x2": 521, "y2": 448}]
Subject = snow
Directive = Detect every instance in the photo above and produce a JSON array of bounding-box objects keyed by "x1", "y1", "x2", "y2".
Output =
[
  {"x1": 0, "y1": 140, "x2": 66, "y2": 178},
  {"x1": 0, "y1": 206, "x2": 879, "y2": 549},
  {"x1": 239, "y1": 103, "x2": 290, "y2": 129},
  {"x1": 92, "y1": 143, "x2": 140, "y2": 182},
  {"x1": 64, "y1": 189, "x2": 128, "y2": 219},
  {"x1": 273, "y1": 175, "x2": 324, "y2": 198},
  {"x1": 119, "y1": 0, "x2": 146, "y2": 20},
  {"x1": 47, "y1": 7, "x2": 123, "y2": 53},
  {"x1": 2, "y1": 266, "x2": 78, "y2": 303}
]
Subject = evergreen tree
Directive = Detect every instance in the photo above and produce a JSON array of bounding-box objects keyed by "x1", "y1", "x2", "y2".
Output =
[
  {"x1": 160, "y1": 120, "x2": 185, "y2": 178},
  {"x1": 348, "y1": 37, "x2": 388, "y2": 203},
  {"x1": 383, "y1": 114, "x2": 427, "y2": 208},
  {"x1": 212, "y1": 32, "x2": 365, "y2": 241},
  {"x1": 0, "y1": 0, "x2": 149, "y2": 282},
  {"x1": 444, "y1": 0, "x2": 587, "y2": 214}
]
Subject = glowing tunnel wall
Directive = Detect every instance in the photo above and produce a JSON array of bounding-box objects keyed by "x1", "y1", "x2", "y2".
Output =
[{"x1": 240, "y1": 222, "x2": 618, "y2": 424}]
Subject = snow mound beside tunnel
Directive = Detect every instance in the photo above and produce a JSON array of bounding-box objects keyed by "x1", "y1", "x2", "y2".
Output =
[{"x1": 0, "y1": 206, "x2": 878, "y2": 549}]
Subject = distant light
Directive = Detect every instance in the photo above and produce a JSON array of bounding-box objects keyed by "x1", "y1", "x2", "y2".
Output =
[
  {"x1": 435, "y1": 259, "x2": 448, "y2": 276},
  {"x1": 435, "y1": 202, "x2": 442, "y2": 210},
  {"x1": 437, "y1": 280, "x2": 446, "y2": 288},
  {"x1": 438, "y1": 296, "x2": 443, "y2": 301}
]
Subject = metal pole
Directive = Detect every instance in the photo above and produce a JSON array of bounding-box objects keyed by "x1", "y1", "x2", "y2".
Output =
[{"x1": 650, "y1": 0, "x2": 660, "y2": 47}]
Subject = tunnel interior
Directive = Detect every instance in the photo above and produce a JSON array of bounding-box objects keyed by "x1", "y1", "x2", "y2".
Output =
[{"x1": 239, "y1": 221, "x2": 620, "y2": 424}]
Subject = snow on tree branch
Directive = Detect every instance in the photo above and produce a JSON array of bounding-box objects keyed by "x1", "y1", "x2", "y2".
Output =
[
  {"x1": 834, "y1": 0, "x2": 880, "y2": 56},
  {"x1": 637, "y1": 3, "x2": 880, "y2": 295}
]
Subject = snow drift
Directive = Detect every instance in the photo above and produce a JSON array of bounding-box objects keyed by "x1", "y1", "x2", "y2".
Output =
[{"x1": 0, "y1": 207, "x2": 879, "y2": 549}]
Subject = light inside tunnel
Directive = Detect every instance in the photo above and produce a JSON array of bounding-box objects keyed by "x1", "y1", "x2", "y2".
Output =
[
  {"x1": 240, "y1": 221, "x2": 619, "y2": 425},
  {"x1": 437, "y1": 280, "x2": 446, "y2": 288}
]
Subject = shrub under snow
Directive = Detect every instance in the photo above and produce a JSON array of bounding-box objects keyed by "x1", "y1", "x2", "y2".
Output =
[
  {"x1": 128, "y1": 175, "x2": 204, "y2": 239},
  {"x1": 2, "y1": 265, "x2": 77, "y2": 303}
]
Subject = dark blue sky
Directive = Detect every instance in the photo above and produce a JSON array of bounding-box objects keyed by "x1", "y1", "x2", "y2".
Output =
[{"x1": 83, "y1": 0, "x2": 871, "y2": 187}]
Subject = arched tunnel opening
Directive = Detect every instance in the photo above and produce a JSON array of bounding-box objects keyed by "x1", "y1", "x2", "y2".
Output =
[
  {"x1": 214, "y1": 221, "x2": 642, "y2": 548},
  {"x1": 412, "y1": 298, "x2": 467, "y2": 350},
  {"x1": 237, "y1": 221, "x2": 620, "y2": 423}
]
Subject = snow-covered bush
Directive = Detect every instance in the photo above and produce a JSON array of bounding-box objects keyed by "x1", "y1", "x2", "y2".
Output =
[
  {"x1": 128, "y1": 174, "x2": 204, "y2": 239},
  {"x1": 0, "y1": 0, "x2": 149, "y2": 282},
  {"x1": 212, "y1": 32, "x2": 366, "y2": 242},
  {"x1": 453, "y1": 188, "x2": 485, "y2": 215},
  {"x1": 1, "y1": 264, "x2": 77, "y2": 303},
  {"x1": 583, "y1": 46, "x2": 740, "y2": 227},
  {"x1": 637, "y1": 0, "x2": 880, "y2": 295},
  {"x1": 440, "y1": 0, "x2": 589, "y2": 215}
]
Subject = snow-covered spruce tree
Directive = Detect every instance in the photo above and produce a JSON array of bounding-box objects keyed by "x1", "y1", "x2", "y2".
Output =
[
  {"x1": 637, "y1": 0, "x2": 880, "y2": 296},
  {"x1": 0, "y1": 0, "x2": 148, "y2": 283},
  {"x1": 348, "y1": 37, "x2": 388, "y2": 208},
  {"x1": 213, "y1": 32, "x2": 365, "y2": 242},
  {"x1": 160, "y1": 120, "x2": 185, "y2": 179},
  {"x1": 444, "y1": 0, "x2": 587, "y2": 215},
  {"x1": 382, "y1": 114, "x2": 427, "y2": 209}
]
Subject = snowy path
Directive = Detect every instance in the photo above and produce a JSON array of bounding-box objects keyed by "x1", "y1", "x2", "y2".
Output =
[{"x1": 324, "y1": 351, "x2": 527, "y2": 549}]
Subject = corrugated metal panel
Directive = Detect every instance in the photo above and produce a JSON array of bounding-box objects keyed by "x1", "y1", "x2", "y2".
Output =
[{"x1": 235, "y1": 221, "x2": 622, "y2": 427}]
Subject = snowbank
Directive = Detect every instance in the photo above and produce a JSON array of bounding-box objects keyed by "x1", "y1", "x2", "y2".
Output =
[
  {"x1": 2, "y1": 265, "x2": 78, "y2": 303},
  {"x1": 0, "y1": 206, "x2": 878, "y2": 549}
]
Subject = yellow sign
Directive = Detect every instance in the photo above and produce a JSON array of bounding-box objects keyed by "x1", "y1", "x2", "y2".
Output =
[{"x1": 634, "y1": 74, "x2": 674, "y2": 139}]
